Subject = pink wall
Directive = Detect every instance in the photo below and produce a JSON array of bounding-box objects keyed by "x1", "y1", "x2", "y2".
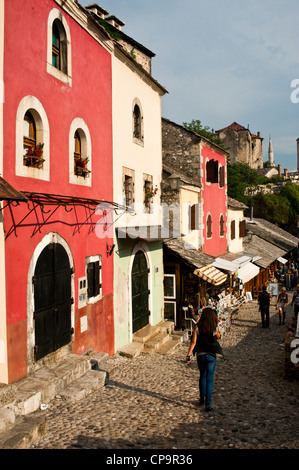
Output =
[
  {"x1": 202, "y1": 145, "x2": 227, "y2": 257},
  {"x1": 3, "y1": 0, "x2": 114, "y2": 382}
]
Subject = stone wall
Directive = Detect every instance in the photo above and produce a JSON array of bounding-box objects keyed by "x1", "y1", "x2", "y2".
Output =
[
  {"x1": 216, "y1": 127, "x2": 263, "y2": 169},
  {"x1": 162, "y1": 119, "x2": 202, "y2": 185}
]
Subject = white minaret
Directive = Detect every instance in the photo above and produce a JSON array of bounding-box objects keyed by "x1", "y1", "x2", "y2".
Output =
[{"x1": 268, "y1": 135, "x2": 275, "y2": 168}]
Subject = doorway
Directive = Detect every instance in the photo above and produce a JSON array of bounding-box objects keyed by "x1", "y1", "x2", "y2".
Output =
[
  {"x1": 131, "y1": 250, "x2": 149, "y2": 333},
  {"x1": 33, "y1": 242, "x2": 72, "y2": 361}
]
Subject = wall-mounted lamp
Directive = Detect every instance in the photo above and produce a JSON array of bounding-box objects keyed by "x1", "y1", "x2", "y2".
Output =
[{"x1": 167, "y1": 174, "x2": 181, "y2": 191}]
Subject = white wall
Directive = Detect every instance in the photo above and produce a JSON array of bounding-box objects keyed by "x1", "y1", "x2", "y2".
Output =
[
  {"x1": 227, "y1": 208, "x2": 244, "y2": 253},
  {"x1": 112, "y1": 51, "x2": 164, "y2": 229}
]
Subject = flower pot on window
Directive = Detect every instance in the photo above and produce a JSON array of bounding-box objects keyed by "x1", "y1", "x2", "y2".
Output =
[
  {"x1": 74, "y1": 156, "x2": 90, "y2": 178},
  {"x1": 23, "y1": 143, "x2": 45, "y2": 169}
]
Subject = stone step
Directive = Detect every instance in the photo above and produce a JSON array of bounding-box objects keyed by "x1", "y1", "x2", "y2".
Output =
[
  {"x1": 157, "y1": 337, "x2": 184, "y2": 355},
  {"x1": 0, "y1": 415, "x2": 47, "y2": 450},
  {"x1": 58, "y1": 370, "x2": 107, "y2": 402},
  {"x1": 144, "y1": 332, "x2": 170, "y2": 350},
  {"x1": 11, "y1": 354, "x2": 91, "y2": 417},
  {"x1": 90, "y1": 352, "x2": 119, "y2": 379},
  {"x1": 117, "y1": 342, "x2": 144, "y2": 358},
  {"x1": 132, "y1": 325, "x2": 161, "y2": 344}
]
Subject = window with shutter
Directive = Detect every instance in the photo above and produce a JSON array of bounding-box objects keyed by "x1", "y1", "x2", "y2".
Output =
[
  {"x1": 190, "y1": 204, "x2": 199, "y2": 231},
  {"x1": 87, "y1": 257, "x2": 102, "y2": 300},
  {"x1": 231, "y1": 220, "x2": 235, "y2": 240},
  {"x1": 219, "y1": 166, "x2": 225, "y2": 188},
  {"x1": 239, "y1": 220, "x2": 246, "y2": 238},
  {"x1": 206, "y1": 159, "x2": 219, "y2": 183},
  {"x1": 207, "y1": 214, "x2": 212, "y2": 238},
  {"x1": 220, "y1": 214, "x2": 225, "y2": 237}
]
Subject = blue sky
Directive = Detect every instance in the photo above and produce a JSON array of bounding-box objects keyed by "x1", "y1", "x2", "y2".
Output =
[{"x1": 80, "y1": 0, "x2": 299, "y2": 170}]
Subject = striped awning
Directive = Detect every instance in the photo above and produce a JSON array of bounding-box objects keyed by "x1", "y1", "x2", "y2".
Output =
[{"x1": 194, "y1": 265, "x2": 227, "y2": 286}]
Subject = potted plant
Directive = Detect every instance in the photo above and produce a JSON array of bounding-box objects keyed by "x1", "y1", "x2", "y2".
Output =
[
  {"x1": 144, "y1": 185, "x2": 158, "y2": 201},
  {"x1": 74, "y1": 156, "x2": 91, "y2": 178},
  {"x1": 23, "y1": 143, "x2": 45, "y2": 168}
]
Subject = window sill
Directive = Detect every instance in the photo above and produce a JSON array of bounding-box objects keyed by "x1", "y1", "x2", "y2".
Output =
[{"x1": 47, "y1": 63, "x2": 72, "y2": 87}]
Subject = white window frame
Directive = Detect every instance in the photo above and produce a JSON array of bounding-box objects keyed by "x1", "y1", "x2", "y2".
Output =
[
  {"x1": 164, "y1": 274, "x2": 176, "y2": 299},
  {"x1": 47, "y1": 8, "x2": 72, "y2": 87},
  {"x1": 16, "y1": 96, "x2": 50, "y2": 181},
  {"x1": 164, "y1": 301, "x2": 177, "y2": 324},
  {"x1": 86, "y1": 255, "x2": 102, "y2": 304},
  {"x1": 132, "y1": 98, "x2": 144, "y2": 147},
  {"x1": 69, "y1": 117, "x2": 92, "y2": 187}
]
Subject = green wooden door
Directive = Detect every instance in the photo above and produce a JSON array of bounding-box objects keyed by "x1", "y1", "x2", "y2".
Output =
[{"x1": 132, "y1": 250, "x2": 149, "y2": 333}]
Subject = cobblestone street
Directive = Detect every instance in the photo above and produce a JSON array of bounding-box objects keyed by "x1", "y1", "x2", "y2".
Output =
[{"x1": 32, "y1": 296, "x2": 299, "y2": 450}]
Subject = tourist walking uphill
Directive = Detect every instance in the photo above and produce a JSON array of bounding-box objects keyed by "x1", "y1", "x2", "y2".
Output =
[{"x1": 185, "y1": 308, "x2": 223, "y2": 412}]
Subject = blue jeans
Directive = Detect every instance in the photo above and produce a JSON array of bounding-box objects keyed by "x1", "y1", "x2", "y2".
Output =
[{"x1": 197, "y1": 354, "x2": 217, "y2": 405}]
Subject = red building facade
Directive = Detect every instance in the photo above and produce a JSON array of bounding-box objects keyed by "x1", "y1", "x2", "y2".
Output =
[
  {"x1": 201, "y1": 143, "x2": 227, "y2": 257},
  {"x1": 1, "y1": 0, "x2": 114, "y2": 383}
]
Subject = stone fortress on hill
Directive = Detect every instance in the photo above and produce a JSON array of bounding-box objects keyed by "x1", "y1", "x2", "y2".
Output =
[{"x1": 216, "y1": 122, "x2": 299, "y2": 181}]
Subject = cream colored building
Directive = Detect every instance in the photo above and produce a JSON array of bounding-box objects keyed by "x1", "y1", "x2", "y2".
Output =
[
  {"x1": 86, "y1": 7, "x2": 168, "y2": 350},
  {"x1": 227, "y1": 197, "x2": 248, "y2": 253}
]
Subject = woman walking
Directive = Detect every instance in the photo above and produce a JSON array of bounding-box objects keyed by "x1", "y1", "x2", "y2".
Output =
[{"x1": 185, "y1": 308, "x2": 222, "y2": 412}]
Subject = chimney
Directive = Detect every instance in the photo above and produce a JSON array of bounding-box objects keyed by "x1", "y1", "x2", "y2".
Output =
[
  {"x1": 106, "y1": 15, "x2": 125, "y2": 31},
  {"x1": 284, "y1": 168, "x2": 288, "y2": 179},
  {"x1": 257, "y1": 132, "x2": 260, "y2": 138},
  {"x1": 85, "y1": 4, "x2": 109, "y2": 19},
  {"x1": 278, "y1": 164, "x2": 282, "y2": 177}
]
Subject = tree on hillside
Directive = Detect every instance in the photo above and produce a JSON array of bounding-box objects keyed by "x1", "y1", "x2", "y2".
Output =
[
  {"x1": 182, "y1": 119, "x2": 229, "y2": 151},
  {"x1": 227, "y1": 162, "x2": 265, "y2": 204}
]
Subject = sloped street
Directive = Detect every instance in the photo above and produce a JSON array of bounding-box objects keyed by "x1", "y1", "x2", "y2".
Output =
[{"x1": 31, "y1": 295, "x2": 299, "y2": 450}]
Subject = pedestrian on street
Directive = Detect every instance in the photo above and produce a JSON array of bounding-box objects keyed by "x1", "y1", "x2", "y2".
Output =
[
  {"x1": 276, "y1": 287, "x2": 288, "y2": 325},
  {"x1": 291, "y1": 285, "x2": 299, "y2": 322},
  {"x1": 185, "y1": 307, "x2": 222, "y2": 412},
  {"x1": 258, "y1": 285, "x2": 270, "y2": 328}
]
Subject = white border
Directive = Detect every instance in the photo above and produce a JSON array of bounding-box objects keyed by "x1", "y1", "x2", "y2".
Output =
[
  {"x1": 128, "y1": 241, "x2": 152, "y2": 341},
  {"x1": 16, "y1": 95, "x2": 50, "y2": 181},
  {"x1": 47, "y1": 8, "x2": 72, "y2": 87},
  {"x1": 85, "y1": 254, "x2": 102, "y2": 304},
  {"x1": 27, "y1": 232, "x2": 75, "y2": 371},
  {"x1": 69, "y1": 117, "x2": 92, "y2": 186}
]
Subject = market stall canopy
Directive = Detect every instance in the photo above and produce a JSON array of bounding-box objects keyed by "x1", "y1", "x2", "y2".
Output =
[
  {"x1": 277, "y1": 257, "x2": 288, "y2": 265},
  {"x1": 193, "y1": 265, "x2": 227, "y2": 286},
  {"x1": 236, "y1": 262, "x2": 260, "y2": 284}
]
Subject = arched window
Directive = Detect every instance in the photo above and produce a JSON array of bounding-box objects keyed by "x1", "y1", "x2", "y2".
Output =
[
  {"x1": 23, "y1": 111, "x2": 36, "y2": 151},
  {"x1": 73, "y1": 129, "x2": 90, "y2": 178},
  {"x1": 69, "y1": 118, "x2": 92, "y2": 186},
  {"x1": 16, "y1": 96, "x2": 50, "y2": 179},
  {"x1": 220, "y1": 214, "x2": 225, "y2": 237},
  {"x1": 132, "y1": 99, "x2": 144, "y2": 145},
  {"x1": 52, "y1": 19, "x2": 67, "y2": 74},
  {"x1": 74, "y1": 130, "x2": 81, "y2": 160},
  {"x1": 52, "y1": 21, "x2": 61, "y2": 70},
  {"x1": 207, "y1": 214, "x2": 212, "y2": 238},
  {"x1": 47, "y1": 9, "x2": 72, "y2": 86},
  {"x1": 23, "y1": 111, "x2": 44, "y2": 169},
  {"x1": 133, "y1": 104, "x2": 141, "y2": 139}
]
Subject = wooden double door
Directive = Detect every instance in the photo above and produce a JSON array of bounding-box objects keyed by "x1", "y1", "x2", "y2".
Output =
[{"x1": 33, "y1": 243, "x2": 72, "y2": 361}]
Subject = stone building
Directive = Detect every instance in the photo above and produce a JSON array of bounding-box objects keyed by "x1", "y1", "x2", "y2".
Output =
[{"x1": 215, "y1": 122, "x2": 263, "y2": 169}]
